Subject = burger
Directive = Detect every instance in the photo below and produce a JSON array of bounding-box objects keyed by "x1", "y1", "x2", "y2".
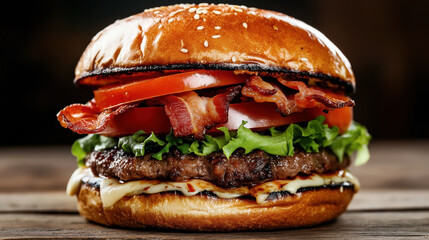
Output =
[{"x1": 58, "y1": 4, "x2": 371, "y2": 231}]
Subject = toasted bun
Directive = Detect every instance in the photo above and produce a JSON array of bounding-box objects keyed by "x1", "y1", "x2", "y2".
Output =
[
  {"x1": 77, "y1": 183, "x2": 354, "y2": 231},
  {"x1": 75, "y1": 4, "x2": 355, "y2": 91}
]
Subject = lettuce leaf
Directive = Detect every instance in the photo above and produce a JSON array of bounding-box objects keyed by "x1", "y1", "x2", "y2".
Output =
[
  {"x1": 71, "y1": 116, "x2": 371, "y2": 166},
  {"x1": 330, "y1": 122, "x2": 371, "y2": 165},
  {"x1": 222, "y1": 116, "x2": 340, "y2": 158},
  {"x1": 71, "y1": 134, "x2": 117, "y2": 167}
]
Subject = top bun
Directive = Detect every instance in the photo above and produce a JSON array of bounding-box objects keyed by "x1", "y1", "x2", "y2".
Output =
[{"x1": 75, "y1": 4, "x2": 355, "y2": 91}]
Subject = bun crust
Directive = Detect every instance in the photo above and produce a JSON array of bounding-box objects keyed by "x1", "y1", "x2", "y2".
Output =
[
  {"x1": 75, "y1": 4, "x2": 355, "y2": 91},
  {"x1": 77, "y1": 183, "x2": 355, "y2": 231}
]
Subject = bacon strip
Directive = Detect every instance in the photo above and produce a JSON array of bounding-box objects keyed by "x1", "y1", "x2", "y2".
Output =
[
  {"x1": 57, "y1": 99, "x2": 137, "y2": 134},
  {"x1": 241, "y1": 76, "x2": 302, "y2": 115},
  {"x1": 242, "y1": 76, "x2": 354, "y2": 116},
  {"x1": 149, "y1": 86, "x2": 241, "y2": 139},
  {"x1": 244, "y1": 76, "x2": 278, "y2": 96},
  {"x1": 278, "y1": 79, "x2": 355, "y2": 109}
]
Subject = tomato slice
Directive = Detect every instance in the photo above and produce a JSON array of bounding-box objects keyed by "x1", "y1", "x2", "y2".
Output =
[
  {"x1": 94, "y1": 70, "x2": 248, "y2": 110},
  {"x1": 99, "y1": 102, "x2": 352, "y2": 137},
  {"x1": 100, "y1": 106, "x2": 171, "y2": 136},
  {"x1": 319, "y1": 107, "x2": 353, "y2": 134}
]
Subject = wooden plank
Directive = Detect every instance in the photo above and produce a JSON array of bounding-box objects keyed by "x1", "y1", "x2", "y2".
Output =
[
  {"x1": 0, "y1": 192, "x2": 77, "y2": 213},
  {"x1": 348, "y1": 189, "x2": 429, "y2": 211},
  {"x1": 0, "y1": 141, "x2": 428, "y2": 192},
  {"x1": 0, "y1": 142, "x2": 428, "y2": 239},
  {"x1": 0, "y1": 146, "x2": 76, "y2": 192},
  {"x1": 349, "y1": 141, "x2": 429, "y2": 190},
  {"x1": 1, "y1": 190, "x2": 429, "y2": 213},
  {"x1": 0, "y1": 189, "x2": 427, "y2": 213},
  {"x1": 0, "y1": 211, "x2": 428, "y2": 239}
]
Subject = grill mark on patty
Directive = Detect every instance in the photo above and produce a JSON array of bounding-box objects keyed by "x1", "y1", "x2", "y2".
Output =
[{"x1": 86, "y1": 147, "x2": 350, "y2": 188}]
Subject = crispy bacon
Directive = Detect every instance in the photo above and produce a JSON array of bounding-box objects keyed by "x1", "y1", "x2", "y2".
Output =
[
  {"x1": 57, "y1": 74, "x2": 353, "y2": 138},
  {"x1": 242, "y1": 76, "x2": 354, "y2": 116},
  {"x1": 244, "y1": 76, "x2": 278, "y2": 96},
  {"x1": 57, "y1": 99, "x2": 137, "y2": 134},
  {"x1": 278, "y1": 79, "x2": 355, "y2": 109},
  {"x1": 149, "y1": 86, "x2": 241, "y2": 139},
  {"x1": 241, "y1": 76, "x2": 302, "y2": 115}
]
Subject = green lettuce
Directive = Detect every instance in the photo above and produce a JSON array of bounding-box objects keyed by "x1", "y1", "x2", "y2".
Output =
[
  {"x1": 71, "y1": 116, "x2": 371, "y2": 166},
  {"x1": 71, "y1": 134, "x2": 117, "y2": 166},
  {"x1": 330, "y1": 122, "x2": 371, "y2": 166}
]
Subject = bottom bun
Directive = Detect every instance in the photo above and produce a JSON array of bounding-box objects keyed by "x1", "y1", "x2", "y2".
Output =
[{"x1": 76, "y1": 183, "x2": 355, "y2": 231}]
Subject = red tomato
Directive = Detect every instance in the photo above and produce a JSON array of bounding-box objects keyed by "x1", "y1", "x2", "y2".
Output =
[
  {"x1": 94, "y1": 70, "x2": 248, "y2": 110},
  {"x1": 100, "y1": 106, "x2": 171, "y2": 136},
  {"x1": 99, "y1": 102, "x2": 352, "y2": 137},
  {"x1": 319, "y1": 107, "x2": 353, "y2": 134}
]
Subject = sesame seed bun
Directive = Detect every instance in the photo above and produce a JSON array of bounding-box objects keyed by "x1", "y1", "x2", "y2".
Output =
[
  {"x1": 74, "y1": 4, "x2": 355, "y2": 92},
  {"x1": 68, "y1": 4, "x2": 360, "y2": 232},
  {"x1": 77, "y1": 183, "x2": 355, "y2": 231}
]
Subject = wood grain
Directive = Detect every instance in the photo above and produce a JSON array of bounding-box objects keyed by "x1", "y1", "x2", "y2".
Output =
[
  {"x1": 0, "y1": 141, "x2": 428, "y2": 239},
  {"x1": 0, "y1": 211, "x2": 428, "y2": 239},
  {"x1": 349, "y1": 141, "x2": 429, "y2": 190},
  {"x1": 348, "y1": 189, "x2": 429, "y2": 211},
  {"x1": 0, "y1": 146, "x2": 76, "y2": 192},
  {"x1": 0, "y1": 192, "x2": 76, "y2": 213},
  {"x1": 1, "y1": 190, "x2": 428, "y2": 213},
  {"x1": 1, "y1": 141, "x2": 428, "y2": 192}
]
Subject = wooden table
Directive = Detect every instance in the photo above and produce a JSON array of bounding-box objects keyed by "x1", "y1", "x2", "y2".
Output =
[{"x1": 1, "y1": 141, "x2": 428, "y2": 239}]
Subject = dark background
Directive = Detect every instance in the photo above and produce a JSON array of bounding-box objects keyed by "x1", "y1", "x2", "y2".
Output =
[{"x1": 1, "y1": 0, "x2": 428, "y2": 146}]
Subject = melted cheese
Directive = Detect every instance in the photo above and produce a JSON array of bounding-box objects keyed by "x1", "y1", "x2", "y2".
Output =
[
  {"x1": 66, "y1": 167, "x2": 88, "y2": 196},
  {"x1": 67, "y1": 168, "x2": 359, "y2": 208}
]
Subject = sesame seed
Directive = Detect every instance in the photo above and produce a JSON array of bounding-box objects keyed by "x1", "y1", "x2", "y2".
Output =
[
  {"x1": 232, "y1": 7, "x2": 243, "y2": 13},
  {"x1": 248, "y1": 11, "x2": 256, "y2": 15},
  {"x1": 232, "y1": 56, "x2": 237, "y2": 62},
  {"x1": 189, "y1": 7, "x2": 196, "y2": 12},
  {"x1": 301, "y1": 57, "x2": 309, "y2": 62},
  {"x1": 242, "y1": 22, "x2": 248, "y2": 28},
  {"x1": 197, "y1": 26, "x2": 204, "y2": 30},
  {"x1": 213, "y1": 10, "x2": 221, "y2": 15},
  {"x1": 212, "y1": 35, "x2": 221, "y2": 39},
  {"x1": 168, "y1": 18, "x2": 174, "y2": 23},
  {"x1": 199, "y1": 3, "x2": 209, "y2": 6},
  {"x1": 273, "y1": 25, "x2": 279, "y2": 31},
  {"x1": 204, "y1": 40, "x2": 209, "y2": 47},
  {"x1": 197, "y1": 8, "x2": 208, "y2": 14},
  {"x1": 181, "y1": 4, "x2": 193, "y2": 9},
  {"x1": 214, "y1": 26, "x2": 221, "y2": 30},
  {"x1": 180, "y1": 48, "x2": 188, "y2": 53},
  {"x1": 194, "y1": 14, "x2": 200, "y2": 20},
  {"x1": 168, "y1": 8, "x2": 185, "y2": 17}
]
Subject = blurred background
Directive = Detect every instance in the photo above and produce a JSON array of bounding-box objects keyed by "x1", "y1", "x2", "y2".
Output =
[{"x1": 1, "y1": 0, "x2": 428, "y2": 146}]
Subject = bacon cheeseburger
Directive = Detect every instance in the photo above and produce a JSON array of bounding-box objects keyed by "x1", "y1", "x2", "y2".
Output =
[{"x1": 59, "y1": 4, "x2": 371, "y2": 231}]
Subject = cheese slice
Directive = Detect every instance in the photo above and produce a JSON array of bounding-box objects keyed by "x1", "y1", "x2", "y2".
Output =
[
  {"x1": 67, "y1": 168, "x2": 359, "y2": 208},
  {"x1": 66, "y1": 167, "x2": 88, "y2": 196}
]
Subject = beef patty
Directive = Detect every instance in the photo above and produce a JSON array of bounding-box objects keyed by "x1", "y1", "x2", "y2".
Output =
[{"x1": 85, "y1": 147, "x2": 350, "y2": 188}]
